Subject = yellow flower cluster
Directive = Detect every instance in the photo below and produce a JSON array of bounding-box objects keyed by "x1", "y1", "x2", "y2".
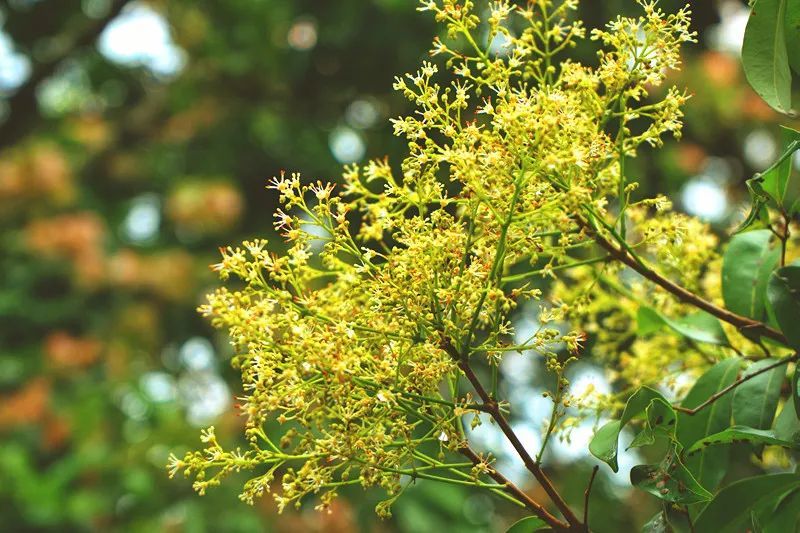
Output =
[{"x1": 170, "y1": 0, "x2": 702, "y2": 515}]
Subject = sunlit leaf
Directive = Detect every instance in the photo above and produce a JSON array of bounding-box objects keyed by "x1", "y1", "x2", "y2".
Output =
[
  {"x1": 589, "y1": 387, "x2": 666, "y2": 472},
  {"x1": 742, "y1": 0, "x2": 793, "y2": 113}
]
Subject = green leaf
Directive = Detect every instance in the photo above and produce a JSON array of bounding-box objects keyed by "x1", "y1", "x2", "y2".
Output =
[
  {"x1": 694, "y1": 473, "x2": 800, "y2": 533},
  {"x1": 505, "y1": 515, "x2": 547, "y2": 533},
  {"x1": 787, "y1": 0, "x2": 800, "y2": 75},
  {"x1": 766, "y1": 264, "x2": 800, "y2": 350},
  {"x1": 722, "y1": 230, "x2": 779, "y2": 322},
  {"x1": 628, "y1": 398, "x2": 678, "y2": 449},
  {"x1": 760, "y1": 487, "x2": 800, "y2": 532},
  {"x1": 637, "y1": 307, "x2": 729, "y2": 346},
  {"x1": 677, "y1": 359, "x2": 741, "y2": 489},
  {"x1": 742, "y1": 0, "x2": 793, "y2": 114},
  {"x1": 631, "y1": 455, "x2": 712, "y2": 505},
  {"x1": 760, "y1": 126, "x2": 800, "y2": 214},
  {"x1": 589, "y1": 387, "x2": 666, "y2": 472},
  {"x1": 684, "y1": 426, "x2": 797, "y2": 454},
  {"x1": 733, "y1": 359, "x2": 785, "y2": 429},
  {"x1": 677, "y1": 359, "x2": 742, "y2": 447},
  {"x1": 773, "y1": 400, "x2": 800, "y2": 442}
]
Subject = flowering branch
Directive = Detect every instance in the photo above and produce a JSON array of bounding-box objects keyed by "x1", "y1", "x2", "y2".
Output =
[
  {"x1": 576, "y1": 216, "x2": 788, "y2": 345},
  {"x1": 442, "y1": 338, "x2": 584, "y2": 531}
]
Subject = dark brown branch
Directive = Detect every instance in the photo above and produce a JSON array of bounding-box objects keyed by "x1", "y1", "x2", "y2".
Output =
[
  {"x1": 458, "y1": 445, "x2": 568, "y2": 531},
  {"x1": 582, "y1": 466, "x2": 599, "y2": 530},
  {"x1": 674, "y1": 354, "x2": 797, "y2": 415},
  {"x1": 0, "y1": 0, "x2": 133, "y2": 149},
  {"x1": 576, "y1": 217, "x2": 788, "y2": 345},
  {"x1": 442, "y1": 339, "x2": 584, "y2": 531}
]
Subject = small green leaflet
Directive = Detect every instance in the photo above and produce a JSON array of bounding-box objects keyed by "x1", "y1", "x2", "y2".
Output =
[
  {"x1": 505, "y1": 515, "x2": 547, "y2": 533},
  {"x1": 742, "y1": 0, "x2": 793, "y2": 114},
  {"x1": 759, "y1": 126, "x2": 800, "y2": 215},
  {"x1": 589, "y1": 387, "x2": 665, "y2": 472},
  {"x1": 734, "y1": 177, "x2": 772, "y2": 234},
  {"x1": 677, "y1": 358, "x2": 741, "y2": 490},
  {"x1": 628, "y1": 398, "x2": 678, "y2": 449}
]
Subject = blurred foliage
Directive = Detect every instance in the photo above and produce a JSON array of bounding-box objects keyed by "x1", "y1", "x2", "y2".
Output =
[{"x1": 0, "y1": 0, "x2": 795, "y2": 531}]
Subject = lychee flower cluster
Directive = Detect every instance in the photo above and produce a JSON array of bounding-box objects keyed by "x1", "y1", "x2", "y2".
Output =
[{"x1": 169, "y1": 0, "x2": 702, "y2": 518}]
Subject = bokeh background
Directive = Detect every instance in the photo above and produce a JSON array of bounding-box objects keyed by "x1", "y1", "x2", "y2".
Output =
[{"x1": 0, "y1": 1, "x2": 796, "y2": 532}]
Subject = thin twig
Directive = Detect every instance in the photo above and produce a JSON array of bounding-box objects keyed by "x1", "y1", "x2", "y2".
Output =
[
  {"x1": 458, "y1": 445, "x2": 568, "y2": 531},
  {"x1": 442, "y1": 339, "x2": 584, "y2": 531},
  {"x1": 576, "y1": 216, "x2": 788, "y2": 345},
  {"x1": 674, "y1": 355, "x2": 797, "y2": 415},
  {"x1": 583, "y1": 465, "x2": 599, "y2": 530}
]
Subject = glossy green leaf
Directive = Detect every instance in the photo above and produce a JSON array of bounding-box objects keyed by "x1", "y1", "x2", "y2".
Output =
[
  {"x1": 685, "y1": 426, "x2": 797, "y2": 454},
  {"x1": 722, "y1": 230, "x2": 779, "y2": 322},
  {"x1": 694, "y1": 473, "x2": 800, "y2": 533},
  {"x1": 742, "y1": 0, "x2": 793, "y2": 113},
  {"x1": 733, "y1": 359, "x2": 785, "y2": 429},
  {"x1": 589, "y1": 387, "x2": 665, "y2": 472},
  {"x1": 760, "y1": 126, "x2": 800, "y2": 214},
  {"x1": 677, "y1": 358, "x2": 741, "y2": 489},
  {"x1": 766, "y1": 264, "x2": 800, "y2": 350},
  {"x1": 637, "y1": 307, "x2": 729, "y2": 346},
  {"x1": 631, "y1": 455, "x2": 712, "y2": 505},
  {"x1": 505, "y1": 515, "x2": 547, "y2": 533}
]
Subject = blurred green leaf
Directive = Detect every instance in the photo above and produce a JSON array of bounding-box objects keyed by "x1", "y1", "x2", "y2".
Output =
[
  {"x1": 505, "y1": 516, "x2": 547, "y2": 533},
  {"x1": 637, "y1": 307, "x2": 729, "y2": 345},
  {"x1": 694, "y1": 473, "x2": 800, "y2": 533}
]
